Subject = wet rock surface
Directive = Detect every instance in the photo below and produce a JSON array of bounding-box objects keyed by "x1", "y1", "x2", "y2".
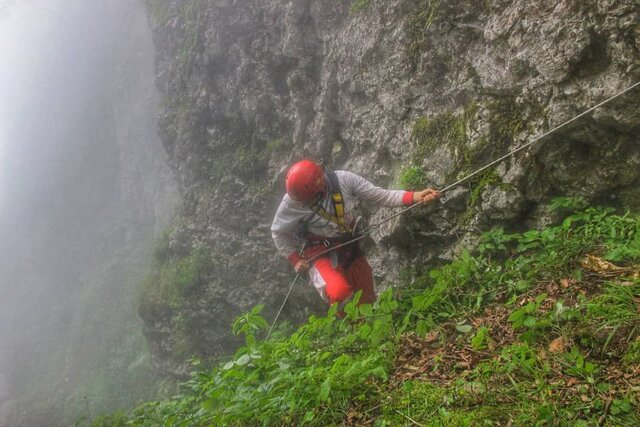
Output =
[{"x1": 141, "y1": 0, "x2": 640, "y2": 374}]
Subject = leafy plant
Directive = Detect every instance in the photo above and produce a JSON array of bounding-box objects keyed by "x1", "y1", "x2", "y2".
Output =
[
  {"x1": 471, "y1": 326, "x2": 490, "y2": 350},
  {"x1": 561, "y1": 347, "x2": 599, "y2": 382},
  {"x1": 99, "y1": 202, "x2": 640, "y2": 426},
  {"x1": 398, "y1": 165, "x2": 426, "y2": 190},
  {"x1": 508, "y1": 293, "x2": 547, "y2": 330}
]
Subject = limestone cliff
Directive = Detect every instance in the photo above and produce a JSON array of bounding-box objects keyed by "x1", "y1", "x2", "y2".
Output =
[{"x1": 140, "y1": 0, "x2": 640, "y2": 376}]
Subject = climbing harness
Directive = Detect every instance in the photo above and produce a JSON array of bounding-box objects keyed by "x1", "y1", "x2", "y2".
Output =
[
  {"x1": 266, "y1": 80, "x2": 640, "y2": 340},
  {"x1": 309, "y1": 171, "x2": 353, "y2": 234}
]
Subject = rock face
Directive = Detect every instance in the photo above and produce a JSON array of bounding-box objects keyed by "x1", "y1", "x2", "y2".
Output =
[{"x1": 141, "y1": 0, "x2": 640, "y2": 375}]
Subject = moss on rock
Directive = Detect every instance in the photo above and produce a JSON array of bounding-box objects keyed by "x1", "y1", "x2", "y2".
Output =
[
  {"x1": 618, "y1": 184, "x2": 640, "y2": 213},
  {"x1": 412, "y1": 111, "x2": 466, "y2": 161},
  {"x1": 406, "y1": 0, "x2": 441, "y2": 68},
  {"x1": 398, "y1": 165, "x2": 427, "y2": 190},
  {"x1": 139, "y1": 245, "x2": 214, "y2": 312},
  {"x1": 406, "y1": 95, "x2": 543, "y2": 223}
]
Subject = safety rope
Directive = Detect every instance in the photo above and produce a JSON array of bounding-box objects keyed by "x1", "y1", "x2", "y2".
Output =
[
  {"x1": 368, "y1": 80, "x2": 640, "y2": 228},
  {"x1": 265, "y1": 80, "x2": 640, "y2": 338},
  {"x1": 266, "y1": 273, "x2": 301, "y2": 340}
]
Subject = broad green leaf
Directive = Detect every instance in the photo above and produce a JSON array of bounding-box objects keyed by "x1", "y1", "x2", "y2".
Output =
[
  {"x1": 471, "y1": 326, "x2": 488, "y2": 350},
  {"x1": 319, "y1": 379, "x2": 331, "y2": 402},
  {"x1": 416, "y1": 319, "x2": 429, "y2": 337},
  {"x1": 303, "y1": 411, "x2": 315, "y2": 422},
  {"x1": 523, "y1": 316, "x2": 537, "y2": 328},
  {"x1": 358, "y1": 303, "x2": 373, "y2": 317},
  {"x1": 359, "y1": 323, "x2": 372, "y2": 340}
]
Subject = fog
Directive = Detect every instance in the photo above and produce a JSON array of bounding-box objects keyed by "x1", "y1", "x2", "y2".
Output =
[{"x1": 0, "y1": 1, "x2": 177, "y2": 424}]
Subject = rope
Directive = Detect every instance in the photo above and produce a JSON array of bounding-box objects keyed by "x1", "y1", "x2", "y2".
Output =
[
  {"x1": 366, "y1": 80, "x2": 640, "y2": 228},
  {"x1": 266, "y1": 273, "x2": 300, "y2": 340},
  {"x1": 265, "y1": 80, "x2": 640, "y2": 337}
]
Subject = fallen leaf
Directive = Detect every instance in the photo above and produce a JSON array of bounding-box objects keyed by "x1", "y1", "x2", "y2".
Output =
[
  {"x1": 425, "y1": 331, "x2": 439, "y2": 343},
  {"x1": 580, "y1": 254, "x2": 640, "y2": 278},
  {"x1": 549, "y1": 337, "x2": 566, "y2": 354},
  {"x1": 560, "y1": 279, "x2": 570, "y2": 288},
  {"x1": 581, "y1": 254, "x2": 622, "y2": 272}
]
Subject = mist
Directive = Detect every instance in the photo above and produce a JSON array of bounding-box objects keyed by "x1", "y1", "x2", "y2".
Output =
[{"x1": 0, "y1": 0, "x2": 177, "y2": 424}]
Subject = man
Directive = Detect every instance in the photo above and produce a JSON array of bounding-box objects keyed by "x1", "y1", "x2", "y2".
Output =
[{"x1": 271, "y1": 159, "x2": 440, "y2": 306}]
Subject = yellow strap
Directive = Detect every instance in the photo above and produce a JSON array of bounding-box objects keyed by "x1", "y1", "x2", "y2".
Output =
[
  {"x1": 332, "y1": 193, "x2": 347, "y2": 230},
  {"x1": 312, "y1": 194, "x2": 352, "y2": 233}
]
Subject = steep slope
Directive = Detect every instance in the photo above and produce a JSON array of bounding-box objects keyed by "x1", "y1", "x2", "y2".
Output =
[
  {"x1": 97, "y1": 202, "x2": 640, "y2": 425},
  {"x1": 140, "y1": 0, "x2": 640, "y2": 374}
]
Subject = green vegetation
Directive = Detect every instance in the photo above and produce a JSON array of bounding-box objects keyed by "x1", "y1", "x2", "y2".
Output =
[
  {"x1": 398, "y1": 165, "x2": 427, "y2": 190},
  {"x1": 95, "y1": 200, "x2": 640, "y2": 425},
  {"x1": 412, "y1": 111, "x2": 467, "y2": 162},
  {"x1": 406, "y1": 95, "x2": 545, "y2": 222},
  {"x1": 140, "y1": 239, "x2": 214, "y2": 311},
  {"x1": 152, "y1": 227, "x2": 173, "y2": 262},
  {"x1": 404, "y1": 103, "x2": 487, "y2": 213},
  {"x1": 177, "y1": 0, "x2": 205, "y2": 77},
  {"x1": 232, "y1": 137, "x2": 291, "y2": 177},
  {"x1": 136, "y1": 235, "x2": 216, "y2": 363},
  {"x1": 350, "y1": 0, "x2": 371, "y2": 13},
  {"x1": 406, "y1": 0, "x2": 440, "y2": 68},
  {"x1": 397, "y1": 111, "x2": 466, "y2": 191}
]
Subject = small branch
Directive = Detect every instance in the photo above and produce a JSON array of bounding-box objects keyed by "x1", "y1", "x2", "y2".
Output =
[
  {"x1": 598, "y1": 397, "x2": 613, "y2": 426},
  {"x1": 385, "y1": 300, "x2": 398, "y2": 337},
  {"x1": 364, "y1": 403, "x2": 384, "y2": 414},
  {"x1": 395, "y1": 409, "x2": 425, "y2": 427}
]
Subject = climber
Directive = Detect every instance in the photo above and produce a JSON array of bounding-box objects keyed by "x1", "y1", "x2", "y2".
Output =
[{"x1": 271, "y1": 159, "x2": 440, "y2": 307}]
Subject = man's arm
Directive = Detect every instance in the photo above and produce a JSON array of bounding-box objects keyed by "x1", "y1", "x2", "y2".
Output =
[
  {"x1": 338, "y1": 170, "x2": 439, "y2": 207},
  {"x1": 271, "y1": 196, "x2": 309, "y2": 269}
]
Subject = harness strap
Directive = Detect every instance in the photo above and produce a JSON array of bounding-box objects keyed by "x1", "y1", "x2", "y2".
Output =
[
  {"x1": 332, "y1": 192, "x2": 348, "y2": 231},
  {"x1": 310, "y1": 204, "x2": 352, "y2": 233},
  {"x1": 310, "y1": 171, "x2": 352, "y2": 233}
]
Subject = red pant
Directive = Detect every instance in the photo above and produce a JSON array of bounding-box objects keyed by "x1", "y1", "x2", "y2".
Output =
[{"x1": 313, "y1": 254, "x2": 376, "y2": 305}]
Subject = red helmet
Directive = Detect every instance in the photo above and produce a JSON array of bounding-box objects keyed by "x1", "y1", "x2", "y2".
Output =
[{"x1": 285, "y1": 160, "x2": 325, "y2": 202}]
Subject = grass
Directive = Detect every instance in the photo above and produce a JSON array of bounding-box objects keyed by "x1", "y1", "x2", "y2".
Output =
[{"x1": 96, "y1": 199, "x2": 640, "y2": 425}]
